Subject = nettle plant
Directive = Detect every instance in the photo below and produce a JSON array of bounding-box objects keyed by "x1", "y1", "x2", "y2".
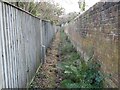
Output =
[
  {"x1": 60, "y1": 57, "x2": 104, "y2": 88},
  {"x1": 59, "y1": 30, "x2": 104, "y2": 88}
]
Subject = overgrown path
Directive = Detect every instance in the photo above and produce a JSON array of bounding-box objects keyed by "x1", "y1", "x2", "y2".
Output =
[
  {"x1": 30, "y1": 31, "x2": 60, "y2": 88},
  {"x1": 30, "y1": 30, "x2": 103, "y2": 88}
]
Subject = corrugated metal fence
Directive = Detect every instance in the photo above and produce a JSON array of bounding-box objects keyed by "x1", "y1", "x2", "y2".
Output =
[{"x1": 0, "y1": 1, "x2": 58, "y2": 89}]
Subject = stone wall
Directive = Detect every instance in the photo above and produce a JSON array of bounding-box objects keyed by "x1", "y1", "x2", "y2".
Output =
[{"x1": 65, "y1": 1, "x2": 119, "y2": 88}]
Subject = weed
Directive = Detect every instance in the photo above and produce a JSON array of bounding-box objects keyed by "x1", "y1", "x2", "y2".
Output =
[{"x1": 59, "y1": 30, "x2": 104, "y2": 88}]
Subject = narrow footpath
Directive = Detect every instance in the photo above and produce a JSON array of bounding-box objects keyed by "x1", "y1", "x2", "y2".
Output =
[
  {"x1": 30, "y1": 30, "x2": 104, "y2": 88},
  {"x1": 30, "y1": 31, "x2": 60, "y2": 88}
]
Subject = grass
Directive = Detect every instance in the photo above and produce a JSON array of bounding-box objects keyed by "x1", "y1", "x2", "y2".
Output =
[{"x1": 58, "y1": 30, "x2": 104, "y2": 88}]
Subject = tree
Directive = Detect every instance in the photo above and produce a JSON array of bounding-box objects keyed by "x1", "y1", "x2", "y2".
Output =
[
  {"x1": 10, "y1": 2, "x2": 40, "y2": 16},
  {"x1": 59, "y1": 12, "x2": 79, "y2": 25},
  {"x1": 78, "y1": 0, "x2": 86, "y2": 12},
  {"x1": 9, "y1": 1, "x2": 65, "y2": 24},
  {"x1": 37, "y1": 2, "x2": 64, "y2": 23}
]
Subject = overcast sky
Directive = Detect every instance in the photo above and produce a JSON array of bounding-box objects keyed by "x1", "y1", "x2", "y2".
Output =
[
  {"x1": 39, "y1": 0, "x2": 101, "y2": 14},
  {"x1": 53, "y1": 0, "x2": 100, "y2": 14}
]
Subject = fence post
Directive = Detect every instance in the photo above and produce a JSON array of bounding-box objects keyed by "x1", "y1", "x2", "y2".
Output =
[
  {"x1": 0, "y1": 2, "x2": 6, "y2": 89},
  {"x1": 40, "y1": 20, "x2": 46, "y2": 64}
]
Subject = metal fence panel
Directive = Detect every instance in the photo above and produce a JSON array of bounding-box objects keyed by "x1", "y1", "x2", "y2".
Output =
[{"x1": 0, "y1": 1, "x2": 56, "y2": 89}]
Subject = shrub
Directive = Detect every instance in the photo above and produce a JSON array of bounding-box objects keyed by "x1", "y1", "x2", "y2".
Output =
[{"x1": 59, "y1": 30, "x2": 104, "y2": 88}]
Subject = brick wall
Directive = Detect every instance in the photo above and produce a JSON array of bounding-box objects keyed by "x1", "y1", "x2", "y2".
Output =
[{"x1": 65, "y1": 1, "x2": 119, "y2": 88}]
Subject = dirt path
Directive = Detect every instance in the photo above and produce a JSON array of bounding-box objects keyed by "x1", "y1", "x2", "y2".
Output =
[{"x1": 30, "y1": 31, "x2": 61, "y2": 88}]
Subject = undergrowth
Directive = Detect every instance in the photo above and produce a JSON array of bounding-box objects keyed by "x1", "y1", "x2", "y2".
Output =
[{"x1": 59, "y1": 30, "x2": 104, "y2": 88}]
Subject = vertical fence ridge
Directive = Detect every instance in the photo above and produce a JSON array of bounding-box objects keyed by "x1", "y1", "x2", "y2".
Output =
[
  {"x1": 0, "y1": 1, "x2": 59, "y2": 89},
  {"x1": 0, "y1": 2, "x2": 5, "y2": 89}
]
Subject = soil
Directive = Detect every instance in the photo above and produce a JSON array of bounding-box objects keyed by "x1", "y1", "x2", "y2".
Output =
[{"x1": 30, "y1": 31, "x2": 61, "y2": 88}]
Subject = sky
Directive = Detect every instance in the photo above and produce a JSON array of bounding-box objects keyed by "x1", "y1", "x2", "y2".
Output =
[
  {"x1": 38, "y1": 0, "x2": 101, "y2": 14},
  {"x1": 53, "y1": 0, "x2": 100, "y2": 14}
]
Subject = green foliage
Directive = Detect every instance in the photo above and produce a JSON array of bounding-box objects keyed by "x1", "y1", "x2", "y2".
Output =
[
  {"x1": 10, "y1": 1, "x2": 64, "y2": 24},
  {"x1": 59, "y1": 31, "x2": 104, "y2": 88},
  {"x1": 60, "y1": 59, "x2": 104, "y2": 88},
  {"x1": 37, "y1": 2, "x2": 65, "y2": 24},
  {"x1": 78, "y1": 0, "x2": 86, "y2": 11},
  {"x1": 61, "y1": 80, "x2": 81, "y2": 88}
]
